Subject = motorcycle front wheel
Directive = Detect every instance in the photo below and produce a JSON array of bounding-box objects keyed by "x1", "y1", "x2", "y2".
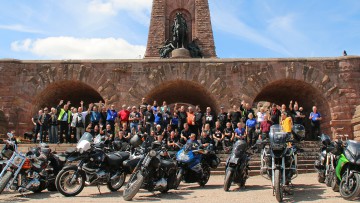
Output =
[
  {"x1": 339, "y1": 172, "x2": 360, "y2": 201},
  {"x1": 317, "y1": 172, "x2": 325, "y2": 183},
  {"x1": 331, "y1": 175, "x2": 339, "y2": 192},
  {"x1": 198, "y1": 165, "x2": 211, "y2": 187},
  {"x1": 55, "y1": 168, "x2": 86, "y2": 197},
  {"x1": 0, "y1": 171, "x2": 12, "y2": 194},
  {"x1": 274, "y1": 169, "x2": 283, "y2": 202},
  {"x1": 174, "y1": 168, "x2": 184, "y2": 189},
  {"x1": 223, "y1": 168, "x2": 233, "y2": 191},
  {"x1": 107, "y1": 172, "x2": 126, "y2": 192},
  {"x1": 123, "y1": 170, "x2": 144, "y2": 201}
]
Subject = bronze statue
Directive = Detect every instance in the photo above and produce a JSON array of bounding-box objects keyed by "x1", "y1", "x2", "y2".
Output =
[
  {"x1": 188, "y1": 39, "x2": 203, "y2": 58},
  {"x1": 172, "y1": 12, "x2": 188, "y2": 48},
  {"x1": 159, "y1": 39, "x2": 175, "y2": 58}
]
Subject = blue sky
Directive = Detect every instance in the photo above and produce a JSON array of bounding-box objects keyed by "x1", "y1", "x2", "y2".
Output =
[{"x1": 0, "y1": 0, "x2": 359, "y2": 59}]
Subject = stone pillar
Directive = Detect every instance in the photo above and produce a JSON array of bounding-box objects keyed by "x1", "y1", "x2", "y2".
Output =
[
  {"x1": 144, "y1": 0, "x2": 217, "y2": 58},
  {"x1": 144, "y1": 0, "x2": 166, "y2": 58},
  {"x1": 351, "y1": 105, "x2": 360, "y2": 141}
]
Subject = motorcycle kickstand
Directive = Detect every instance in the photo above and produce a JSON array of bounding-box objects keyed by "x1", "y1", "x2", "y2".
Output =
[{"x1": 97, "y1": 185, "x2": 101, "y2": 195}]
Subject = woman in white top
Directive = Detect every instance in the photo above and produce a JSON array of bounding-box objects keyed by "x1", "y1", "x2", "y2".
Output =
[{"x1": 257, "y1": 107, "x2": 266, "y2": 123}]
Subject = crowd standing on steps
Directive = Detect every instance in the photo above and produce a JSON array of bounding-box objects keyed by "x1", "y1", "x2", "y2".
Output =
[{"x1": 30, "y1": 99, "x2": 321, "y2": 152}]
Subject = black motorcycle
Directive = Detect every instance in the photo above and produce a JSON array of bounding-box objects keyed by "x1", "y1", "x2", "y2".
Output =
[
  {"x1": 175, "y1": 142, "x2": 220, "y2": 188},
  {"x1": 123, "y1": 137, "x2": 177, "y2": 201},
  {"x1": 224, "y1": 139, "x2": 250, "y2": 191},
  {"x1": 0, "y1": 142, "x2": 64, "y2": 194},
  {"x1": 314, "y1": 134, "x2": 332, "y2": 183},
  {"x1": 55, "y1": 133, "x2": 129, "y2": 197}
]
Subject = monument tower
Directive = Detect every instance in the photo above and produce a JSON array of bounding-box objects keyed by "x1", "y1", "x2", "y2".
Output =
[{"x1": 145, "y1": 0, "x2": 217, "y2": 58}]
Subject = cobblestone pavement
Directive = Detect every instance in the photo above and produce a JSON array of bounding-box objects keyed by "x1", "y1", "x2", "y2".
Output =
[{"x1": 0, "y1": 173, "x2": 356, "y2": 203}]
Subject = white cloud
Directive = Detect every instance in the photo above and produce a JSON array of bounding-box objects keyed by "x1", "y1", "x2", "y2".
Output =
[
  {"x1": 211, "y1": 5, "x2": 292, "y2": 56},
  {"x1": 0, "y1": 24, "x2": 43, "y2": 34},
  {"x1": 11, "y1": 37, "x2": 145, "y2": 59},
  {"x1": 87, "y1": 0, "x2": 152, "y2": 25}
]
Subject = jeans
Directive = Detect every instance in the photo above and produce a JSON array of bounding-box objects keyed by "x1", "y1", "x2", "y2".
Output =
[
  {"x1": 130, "y1": 122, "x2": 139, "y2": 133},
  {"x1": 39, "y1": 125, "x2": 49, "y2": 143},
  {"x1": 76, "y1": 127, "x2": 85, "y2": 141},
  {"x1": 49, "y1": 125, "x2": 58, "y2": 143}
]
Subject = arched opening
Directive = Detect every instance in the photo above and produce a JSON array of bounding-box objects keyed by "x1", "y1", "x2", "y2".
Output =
[
  {"x1": 145, "y1": 80, "x2": 218, "y2": 113},
  {"x1": 253, "y1": 79, "x2": 331, "y2": 137},
  {"x1": 33, "y1": 81, "x2": 104, "y2": 112}
]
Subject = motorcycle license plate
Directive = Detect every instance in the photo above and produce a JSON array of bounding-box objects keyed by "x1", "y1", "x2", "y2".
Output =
[{"x1": 229, "y1": 158, "x2": 239, "y2": 164}]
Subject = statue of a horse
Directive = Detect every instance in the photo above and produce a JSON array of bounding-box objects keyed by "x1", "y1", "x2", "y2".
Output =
[{"x1": 172, "y1": 12, "x2": 188, "y2": 48}]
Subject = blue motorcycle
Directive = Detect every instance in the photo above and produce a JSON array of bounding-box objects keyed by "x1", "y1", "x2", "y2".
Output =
[{"x1": 175, "y1": 142, "x2": 219, "y2": 188}]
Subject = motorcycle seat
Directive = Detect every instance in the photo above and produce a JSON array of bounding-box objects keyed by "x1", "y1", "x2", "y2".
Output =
[
  {"x1": 107, "y1": 152, "x2": 130, "y2": 163},
  {"x1": 344, "y1": 140, "x2": 360, "y2": 164}
]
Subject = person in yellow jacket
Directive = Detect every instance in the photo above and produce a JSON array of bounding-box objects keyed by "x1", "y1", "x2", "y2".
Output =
[
  {"x1": 281, "y1": 112, "x2": 293, "y2": 133},
  {"x1": 57, "y1": 100, "x2": 72, "y2": 143}
]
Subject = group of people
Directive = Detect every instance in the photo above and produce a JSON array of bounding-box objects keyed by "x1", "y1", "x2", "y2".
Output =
[{"x1": 30, "y1": 98, "x2": 323, "y2": 152}]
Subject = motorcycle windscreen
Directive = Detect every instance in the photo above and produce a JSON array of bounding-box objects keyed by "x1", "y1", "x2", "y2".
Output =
[
  {"x1": 269, "y1": 132, "x2": 288, "y2": 150},
  {"x1": 344, "y1": 140, "x2": 360, "y2": 165},
  {"x1": 176, "y1": 149, "x2": 194, "y2": 163},
  {"x1": 232, "y1": 140, "x2": 247, "y2": 157}
]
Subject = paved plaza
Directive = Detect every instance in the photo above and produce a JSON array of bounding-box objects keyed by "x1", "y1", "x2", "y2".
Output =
[{"x1": 0, "y1": 173, "x2": 354, "y2": 203}]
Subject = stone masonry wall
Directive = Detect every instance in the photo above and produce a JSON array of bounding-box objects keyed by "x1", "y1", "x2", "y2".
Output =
[{"x1": 0, "y1": 57, "x2": 359, "y2": 139}]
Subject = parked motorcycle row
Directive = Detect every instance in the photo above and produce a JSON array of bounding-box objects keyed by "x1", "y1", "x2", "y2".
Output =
[
  {"x1": 315, "y1": 133, "x2": 360, "y2": 201},
  {"x1": 0, "y1": 125, "x2": 358, "y2": 202},
  {"x1": 0, "y1": 132, "x2": 221, "y2": 201}
]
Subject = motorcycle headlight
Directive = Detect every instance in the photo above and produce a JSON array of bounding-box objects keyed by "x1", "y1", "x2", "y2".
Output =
[
  {"x1": 149, "y1": 150, "x2": 157, "y2": 157},
  {"x1": 13, "y1": 156, "x2": 22, "y2": 166}
]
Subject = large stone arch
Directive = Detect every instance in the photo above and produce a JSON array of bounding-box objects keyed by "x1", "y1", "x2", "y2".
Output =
[
  {"x1": 145, "y1": 80, "x2": 218, "y2": 112},
  {"x1": 253, "y1": 78, "x2": 332, "y2": 136},
  {"x1": 32, "y1": 80, "x2": 104, "y2": 113},
  {"x1": 228, "y1": 60, "x2": 356, "y2": 138}
]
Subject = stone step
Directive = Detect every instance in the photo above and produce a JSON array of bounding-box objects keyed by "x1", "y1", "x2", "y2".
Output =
[
  {"x1": 211, "y1": 169, "x2": 317, "y2": 176},
  {"x1": 218, "y1": 159, "x2": 316, "y2": 167},
  {"x1": 214, "y1": 163, "x2": 316, "y2": 172}
]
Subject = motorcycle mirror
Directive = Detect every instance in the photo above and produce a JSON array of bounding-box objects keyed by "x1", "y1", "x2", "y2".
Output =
[{"x1": 7, "y1": 133, "x2": 13, "y2": 139}]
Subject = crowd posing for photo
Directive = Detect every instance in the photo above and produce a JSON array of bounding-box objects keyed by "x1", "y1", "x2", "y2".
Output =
[{"x1": 30, "y1": 98, "x2": 323, "y2": 152}]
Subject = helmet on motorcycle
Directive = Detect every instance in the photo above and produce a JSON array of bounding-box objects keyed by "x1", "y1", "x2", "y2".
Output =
[
  {"x1": 130, "y1": 134, "x2": 142, "y2": 148},
  {"x1": 292, "y1": 124, "x2": 305, "y2": 141},
  {"x1": 26, "y1": 147, "x2": 40, "y2": 157}
]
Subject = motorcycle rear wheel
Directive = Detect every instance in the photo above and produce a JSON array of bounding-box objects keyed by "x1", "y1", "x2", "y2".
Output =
[
  {"x1": 223, "y1": 169, "x2": 233, "y2": 191},
  {"x1": 123, "y1": 171, "x2": 144, "y2": 201},
  {"x1": 339, "y1": 172, "x2": 360, "y2": 201},
  {"x1": 0, "y1": 171, "x2": 12, "y2": 194},
  {"x1": 274, "y1": 169, "x2": 283, "y2": 202}
]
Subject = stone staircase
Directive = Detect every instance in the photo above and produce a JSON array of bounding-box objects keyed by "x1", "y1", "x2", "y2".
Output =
[
  {"x1": 15, "y1": 141, "x2": 319, "y2": 177},
  {"x1": 212, "y1": 141, "x2": 319, "y2": 176}
]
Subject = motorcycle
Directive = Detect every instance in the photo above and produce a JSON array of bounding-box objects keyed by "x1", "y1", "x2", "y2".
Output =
[
  {"x1": 175, "y1": 142, "x2": 220, "y2": 188},
  {"x1": 334, "y1": 137, "x2": 360, "y2": 200},
  {"x1": 55, "y1": 133, "x2": 129, "y2": 197},
  {"x1": 0, "y1": 133, "x2": 17, "y2": 171},
  {"x1": 260, "y1": 124, "x2": 303, "y2": 202},
  {"x1": 314, "y1": 134, "x2": 332, "y2": 183},
  {"x1": 123, "y1": 136, "x2": 178, "y2": 201},
  {"x1": 0, "y1": 142, "x2": 60, "y2": 194},
  {"x1": 224, "y1": 139, "x2": 250, "y2": 191}
]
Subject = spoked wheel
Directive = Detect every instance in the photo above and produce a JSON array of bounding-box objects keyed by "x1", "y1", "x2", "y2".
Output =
[
  {"x1": 198, "y1": 165, "x2": 211, "y2": 187},
  {"x1": 0, "y1": 171, "x2": 12, "y2": 194},
  {"x1": 123, "y1": 171, "x2": 144, "y2": 201},
  {"x1": 107, "y1": 172, "x2": 126, "y2": 192},
  {"x1": 317, "y1": 172, "x2": 325, "y2": 183},
  {"x1": 223, "y1": 168, "x2": 233, "y2": 191},
  {"x1": 331, "y1": 175, "x2": 339, "y2": 192},
  {"x1": 55, "y1": 168, "x2": 86, "y2": 197},
  {"x1": 339, "y1": 172, "x2": 360, "y2": 200},
  {"x1": 274, "y1": 169, "x2": 283, "y2": 202}
]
